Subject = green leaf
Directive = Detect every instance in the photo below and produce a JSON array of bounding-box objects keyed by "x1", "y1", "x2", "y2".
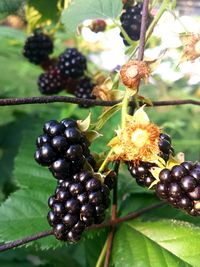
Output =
[
  {"x1": 94, "y1": 103, "x2": 121, "y2": 131},
  {"x1": 0, "y1": 0, "x2": 23, "y2": 14},
  {"x1": 112, "y1": 219, "x2": 200, "y2": 266},
  {"x1": 61, "y1": 0, "x2": 123, "y2": 31},
  {"x1": 0, "y1": 114, "x2": 64, "y2": 249},
  {"x1": 27, "y1": 0, "x2": 60, "y2": 22},
  {"x1": 0, "y1": 189, "x2": 61, "y2": 250}
]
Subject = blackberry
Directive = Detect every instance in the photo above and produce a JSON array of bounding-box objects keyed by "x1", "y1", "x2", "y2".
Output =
[
  {"x1": 128, "y1": 132, "x2": 174, "y2": 188},
  {"x1": 74, "y1": 77, "x2": 96, "y2": 108},
  {"x1": 34, "y1": 118, "x2": 96, "y2": 180},
  {"x1": 58, "y1": 48, "x2": 87, "y2": 79},
  {"x1": 47, "y1": 170, "x2": 110, "y2": 242},
  {"x1": 128, "y1": 161, "x2": 156, "y2": 188},
  {"x1": 23, "y1": 31, "x2": 53, "y2": 64},
  {"x1": 158, "y1": 133, "x2": 174, "y2": 161},
  {"x1": 104, "y1": 171, "x2": 117, "y2": 190},
  {"x1": 38, "y1": 67, "x2": 64, "y2": 95},
  {"x1": 120, "y1": 3, "x2": 152, "y2": 46},
  {"x1": 155, "y1": 161, "x2": 200, "y2": 216}
]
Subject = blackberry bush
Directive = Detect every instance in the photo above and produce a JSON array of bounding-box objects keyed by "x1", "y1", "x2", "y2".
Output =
[
  {"x1": 57, "y1": 48, "x2": 87, "y2": 79},
  {"x1": 120, "y1": 3, "x2": 152, "y2": 46},
  {"x1": 23, "y1": 31, "x2": 53, "y2": 65}
]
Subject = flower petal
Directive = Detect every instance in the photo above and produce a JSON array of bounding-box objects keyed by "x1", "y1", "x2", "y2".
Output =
[{"x1": 133, "y1": 106, "x2": 150, "y2": 124}]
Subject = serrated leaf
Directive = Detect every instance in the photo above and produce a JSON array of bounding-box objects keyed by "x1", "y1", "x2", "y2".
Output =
[
  {"x1": 0, "y1": 189, "x2": 61, "y2": 250},
  {"x1": 61, "y1": 0, "x2": 123, "y2": 32},
  {"x1": 112, "y1": 219, "x2": 200, "y2": 266},
  {"x1": 0, "y1": 0, "x2": 23, "y2": 14},
  {"x1": 0, "y1": 116, "x2": 65, "y2": 249}
]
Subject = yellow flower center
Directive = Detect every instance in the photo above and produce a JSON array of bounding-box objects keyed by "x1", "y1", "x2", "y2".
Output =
[{"x1": 131, "y1": 128, "x2": 150, "y2": 148}]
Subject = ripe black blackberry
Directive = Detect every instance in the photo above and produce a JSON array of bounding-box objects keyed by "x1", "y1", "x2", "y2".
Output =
[
  {"x1": 120, "y1": 3, "x2": 152, "y2": 46},
  {"x1": 128, "y1": 132, "x2": 174, "y2": 188},
  {"x1": 74, "y1": 77, "x2": 96, "y2": 108},
  {"x1": 128, "y1": 161, "x2": 156, "y2": 188},
  {"x1": 34, "y1": 118, "x2": 95, "y2": 180},
  {"x1": 159, "y1": 133, "x2": 174, "y2": 161},
  {"x1": 47, "y1": 170, "x2": 110, "y2": 242},
  {"x1": 155, "y1": 161, "x2": 200, "y2": 216},
  {"x1": 23, "y1": 31, "x2": 53, "y2": 65},
  {"x1": 38, "y1": 67, "x2": 65, "y2": 95},
  {"x1": 58, "y1": 48, "x2": 87, "y2": 79}
]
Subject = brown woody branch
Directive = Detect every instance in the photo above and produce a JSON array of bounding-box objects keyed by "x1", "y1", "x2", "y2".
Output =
[
  {"x1": 0, "y1": 96, "x2": 199, "y2": 107},
  {"x1": 0, "y1": 201, "x2": 165, "y2": 253}
]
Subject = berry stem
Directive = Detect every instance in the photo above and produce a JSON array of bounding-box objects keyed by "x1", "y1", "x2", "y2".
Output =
[
  {"x1": 98, "y1": 149, "x2": 114, "y2": 173},
  {"x1": 129, "y1": 0, "x2": 169, "y2": 60},
  {"x1": 114, "y1": 21, "x2": 136, "y2": 47},
  {"x1": 95, "y1": 238, "x2": 108, "y2": 267},
  {"x1": 145, "y1": 0, "x2": 169, "y2": 42},
  {"x1": 121, "y1": 91, "x2": 131, "y2": 128}
]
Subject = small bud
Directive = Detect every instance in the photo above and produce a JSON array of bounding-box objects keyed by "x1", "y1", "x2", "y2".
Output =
[{"x1": 90, "y1": 19, "x2": 107, "y2": 33}]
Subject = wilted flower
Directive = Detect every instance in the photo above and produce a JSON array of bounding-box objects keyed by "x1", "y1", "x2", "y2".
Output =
[
  {"x1": 120, "y1": 60, "x2": 150, "y2": 91},
  {"x1": 180, "y1": 33, "x2": 200, "y2": 62},
  {"x1": 108, "y1": 106, "x2": 160, "y2": 163}
]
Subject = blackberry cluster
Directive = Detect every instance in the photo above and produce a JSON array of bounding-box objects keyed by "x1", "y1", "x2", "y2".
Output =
[
  {"x1": 120, "y1": 3, "x2": 152, "y2": 46},
  {"x1": 23, "y1": 31, "x2": 53, "y2": 64},
  {"x1": 23, "y1": 32, "x2": 96, "y2": 106},
  {"x1": 156, "y1": 161, "x2": 200, "y2": 216},
  {"x1": 74, "y1": 77, "x2": 96, "y2": 108},
  {"x1": 58, "y1": 48, "x2": 87, "y2": 79},
  {"x1": 34, "y1": 118, "x2": 95, "y2": 179},
  {"x1": 35, "y1": 118, "x2": 115, "y2": 241},
  {"x1": 47, "y1": 170, "x2": 111, "y2": 242},
  {"x1": 128, "y1": 133, "x2": 174, "y2": 187},
  {"x1": 37, "y1": 67, "x2": 65, "y2": 95}
]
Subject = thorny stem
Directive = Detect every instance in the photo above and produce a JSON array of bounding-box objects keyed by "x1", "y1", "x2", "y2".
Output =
[
  {"x1": 0, "y1": 230, "x2": 53, "y2": 252},
  {"x1": 0, "y1": 96, "x2": 199, "y2": 107},
  {"x1": 138, "y1": 0, "x2": 150, "y2": 61},
  {"x1": 0, "y1": 201, "x2": 165, "y2": 253},
  {"x1": 129, "y1": 0, "x2": 169, "y2": 59}
]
